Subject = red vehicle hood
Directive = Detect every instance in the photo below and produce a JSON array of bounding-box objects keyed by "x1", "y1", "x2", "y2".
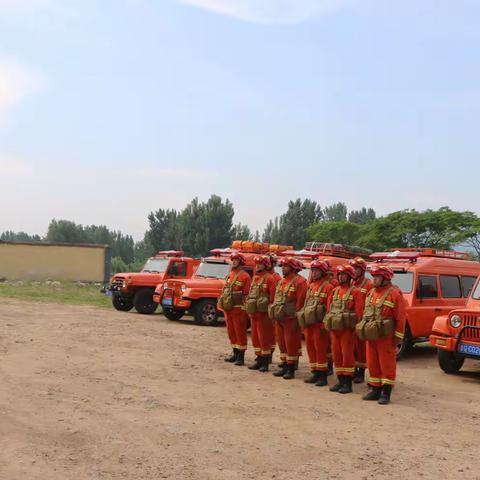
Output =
[
  {"x1": 113, "y1": 271, "x2": 165, "y2": 283},
  {"x1": 170, "y1": 276, "x2": 225, "y2": 289}
]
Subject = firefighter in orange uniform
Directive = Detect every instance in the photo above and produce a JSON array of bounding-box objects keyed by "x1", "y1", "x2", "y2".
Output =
[
  {"x1": 270, "y1": 257, "x2": 307, "y2": 380},
  {"x1": 246, "y1": 255, "x2": 278, "y2": 372},
  {"x1": 322, "y1": 258, "x2": 335, "y2": 375},
  {"x1": 324, "y1": 264, "x2": 365, "y2": 394},
  {"x1": 349, "y1": 257, "x2": 373, "y2": 384},
  {"x1": 220, "y1": 253, "x2": 252, "y2": 366},
  {"x1": 358, "y1": 265, "x2": 406, "y2": 405},
  {"x1": 266, "y1": 255, "x2": 281, "y2": 360},
  {"x1": 300, "y1": 260, "x2": 334, "y2": 387}
]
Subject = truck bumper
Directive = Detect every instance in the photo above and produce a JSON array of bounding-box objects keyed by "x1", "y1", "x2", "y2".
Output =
[{"x1": 429, "y1": 334, "x2": 456, "y2": 351}]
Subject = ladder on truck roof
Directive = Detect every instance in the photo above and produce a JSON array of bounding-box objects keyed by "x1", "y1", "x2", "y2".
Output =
[{"x1": 371, "y1": 248, "x2": 471, "y2": 263}]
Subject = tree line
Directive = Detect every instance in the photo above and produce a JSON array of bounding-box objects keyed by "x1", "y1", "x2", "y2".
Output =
[{"x1": 2, "y1": 195, "x2": 479, "y2": 273}]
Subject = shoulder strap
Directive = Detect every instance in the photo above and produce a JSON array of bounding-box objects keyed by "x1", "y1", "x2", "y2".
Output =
[
  {"x1": 228, "y1": 270, "x2": 243, "y2": 285},
  {"x1": 377, "y1": 287, "x2": 394, "y2": 307}
]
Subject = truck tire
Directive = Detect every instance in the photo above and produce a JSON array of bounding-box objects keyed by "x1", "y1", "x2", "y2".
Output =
[
  {"x1": 193, "y1": 299, "x2": 219, "y2": 326},
  {"x1": 162, "y1": 307, "x2": 186, "y2": 321},
  {"x1": 438, "y1": 349, "x2": 465, "y2": 374},
  {"x1": 396, "y1": 323, "x2": 413, "y2": 360},
  {"x1": 133, "y1": 289, "x2": 158, "y2": 315},
  {"x1": 112, "y1": 295, "x2": 134, "y2": 312}
]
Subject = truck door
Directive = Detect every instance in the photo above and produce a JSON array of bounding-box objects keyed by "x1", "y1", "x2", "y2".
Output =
[{"x1": 409, "y1": 274, "x2": 441, "y2": 338}]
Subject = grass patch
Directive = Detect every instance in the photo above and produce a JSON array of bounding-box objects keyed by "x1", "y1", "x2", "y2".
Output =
[{"x1": 0, "y1": 281, "x2": 112, "y2": 308}]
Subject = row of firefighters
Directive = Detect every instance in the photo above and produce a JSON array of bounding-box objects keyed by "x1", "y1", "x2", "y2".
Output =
[{"x1": 219, "y1": 254, "x2": 406, "y2": 405}]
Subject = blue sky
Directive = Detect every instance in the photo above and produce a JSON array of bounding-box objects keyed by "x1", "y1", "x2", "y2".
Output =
[{"x1": 1, "y1": 0, "x2": 479, "y2": 240}]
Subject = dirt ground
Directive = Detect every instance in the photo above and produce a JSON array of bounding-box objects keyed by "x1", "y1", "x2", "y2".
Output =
[{"x1": 1, "y1": 300, "x2": 479, "y2": 480}]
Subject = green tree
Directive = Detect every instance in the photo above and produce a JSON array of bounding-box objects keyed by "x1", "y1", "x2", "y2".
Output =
[
  {"x1": 46, "y1": 219, "x2": 86, "y2": 243},
  {"x1": 145, "y1": 209, "x2": 180, "y2": 252},
  {"x1": 111, "y1": 256, "x2": 128, "y2": 274},
  {"x1": 0, "y1": 231, "x2": 41, "y2": 242},
  {"x1": 231, "y1": 223, "x2": 252, "y2": 241},
  {"x1": 323, "y1": 202, "x2": 347, "y2": 222},
  {"x1": 307, "y1": 221, "x2": 364, "y2": 245},
  {"x1": 348, "y1": 208, "x2": 376, "y2": 224}
]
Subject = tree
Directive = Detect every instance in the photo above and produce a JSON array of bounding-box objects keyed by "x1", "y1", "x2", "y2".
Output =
[
  {"x1": 307, "y1": 221, "x2": 364, "y2": 245},
  {"x1": 348, "y1": 208, "x2": 376, "y2": 224},
  {"x1": 0, "y1": 231, "x2": 41, "y2": 242},
  {"x1": 231, "y1": 223, "x2": 252, "y2": 241},
  {"x1": 145, "y1": 209, "x2": 180, "y2": 252},
  {"x1": 357, "y1": 208, "x2": 478, "y2": 251},
  {"x1": 465, "y1": 220, "x2": 480, "y2": 258},
  {"x1": 111, "y1": 256, "x2": 128, "y2": 274},
  {"x1": 46, "y1": 219, "x2": 86, "y2": 243},
  {"x1": 323, "y1": 202, "x2": 347, "y2": 222}
]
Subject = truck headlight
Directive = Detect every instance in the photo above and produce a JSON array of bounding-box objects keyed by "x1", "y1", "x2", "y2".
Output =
[
  {"x1": 164, "y1": 283, "x2": 169, "y2": 289},
  {"x1": 449, "y1": 315, "x2": 462, "y2": 328},
  {"x1": 181, "y1": 283, "x2": 187, "y2": 292}
]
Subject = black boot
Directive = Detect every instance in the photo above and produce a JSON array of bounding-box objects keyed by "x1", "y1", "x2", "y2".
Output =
[
  {"x1": 338, "y1": 375, "x2": 353, "y2": 394},
  {"x1": 224, "y1": 348, "x2": 237, "y2": 363},
  {"x1": 259, "y1": 356, "x2": 269, "y2": 373},
  {"x1": 234, "y1": 350, "x2": 245, "y2": 366},
  {"x1": 304, "y1": 371, "x2": 320, "y2": 384},
  {"x1": 248, "y1": 356, "x2": 261, "y2": 370},
  {"x1": 327, "y1": 361, "x2": 333, "y2": 376},
  {"x1": 273, "y1": 363, "x2": 288, "y2": 377},
  {"x1": 283, "y1": 363, "x2": 295, "y2": 380},
  {"x1": 362, "y1": 386, "x2": 382, "y2": 401},
  {"x1": 315, "y1": 371, "x2": 328, "y2": 387},
  {"x1": 329, "y1": 375, "x2": 343, "y2": 392},
  {"x1": 353, "y1": 367, "x2": 365, "y2": 384},
  {"x1": 378, "y1": 384, "x2": 393, "y2": 405}
]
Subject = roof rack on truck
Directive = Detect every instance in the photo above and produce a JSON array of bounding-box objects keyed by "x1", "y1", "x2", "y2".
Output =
[
  {"x1": 281, "y1": 242, "x2": 370, "y2": 260},
  {"x1": 370, "y1": 248, "x2": 471, "y2": 263},
  {"x1": 210, "y1": 241, "x2": 293, "y2": 257},
  {"x1": 156, "y1": 250, "x2": 185, "y2": 257}
]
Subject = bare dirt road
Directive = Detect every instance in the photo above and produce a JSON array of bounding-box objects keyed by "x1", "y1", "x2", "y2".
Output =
[{"x1": 1, "y1": 299, "x2": 479, "y2": 480}]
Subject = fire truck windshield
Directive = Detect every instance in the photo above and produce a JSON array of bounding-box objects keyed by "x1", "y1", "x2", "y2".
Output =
[
  {"x1": 195, "y1": 261, "x2": 231, "y2": 279},
  {"x1": 142, "y1": 258, "x2": 169, "y2": 273},
  {"x1": 472, "y1": 280, "x2": 480, "y2": 300},
  {"x1": 366, "y1": 271, "x2": 414, "y2": 293}
]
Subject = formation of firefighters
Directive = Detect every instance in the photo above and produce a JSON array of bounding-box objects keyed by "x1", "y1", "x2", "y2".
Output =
[{"x1": 219, "y1": 253, "x2": 406, "y2": 405}]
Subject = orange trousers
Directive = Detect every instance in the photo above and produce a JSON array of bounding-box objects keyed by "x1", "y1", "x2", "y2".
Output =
[
  {"x1": 249, "y1": 312, "x2": 275, "y2": 357},
  {"x1": 224, "y1": 308, "x2": 249, "y2": 351},
  {"x1": 330, "y1": 329, "x2": 356, "y2": 376},
  {"x1": 275, "y1": 317, "x2": 302, "y2": 365},
  {"x1": 304, "y1": 323, "x2": 329, "y2": 372},
  {"x1": 355, "y1": 337, "x2": 367, "y2": 368},
  {"x1": 366, "y1": 334, "x2": 396, "y2": 387}
]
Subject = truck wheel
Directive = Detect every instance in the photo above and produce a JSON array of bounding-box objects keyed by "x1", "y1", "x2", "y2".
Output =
[
  {"x1": 112, "y1": 295, "x2": 134, "y2": 312},
  {"x1": 438, "y1": 349, "x2": 465, "y2": 374},
  {"x1": 193, "y1": 299, "x2": 219, "y2": 326},
  {"x1": 133, "y1": 289, "x2": 158, "y2": 315},
  {"x1": 162, "y1": 307, "x2": 185, "y2": 321},
  {"x1": 396, "y1": 324, "x2": 413, "y2": 360}
]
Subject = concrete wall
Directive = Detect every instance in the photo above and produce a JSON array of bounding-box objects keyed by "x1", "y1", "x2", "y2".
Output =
[{"x1": 0, "y1": 242, "x2": 111, "y2": 282}]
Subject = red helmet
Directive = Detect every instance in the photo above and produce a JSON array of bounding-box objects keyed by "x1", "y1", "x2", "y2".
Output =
[
  {"x1": 254, "y1": 255, "x2": 272, "y2": 269},
  {"x1": 280, "y1": 257, "x2": 304, "y2": 272},
  {"x1": 349, "y1": 257, "x2": 367, "y2": 273},
  {"x1": 321, "y1": 258, "x2": 333, "y2": 272},
  {"x1": 310, "y1": 259, "x2": 330, "y2": 275},
  {"x1": 230, "y1": 252, "x2": 246, "y2": 265},
  {"x1": 370, "y1": 265, "x2": 394, "y2": 281},
  {"x1": 336, "y1": 264, "x2": 356, "y2": 279}
]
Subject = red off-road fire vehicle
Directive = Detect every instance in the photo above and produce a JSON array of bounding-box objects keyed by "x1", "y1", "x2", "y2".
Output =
[
  {"x1": 153, "y1": 241, "x2": 291, "y2": 325},
  {"x1": 430, "y1": 276, "x2": 480, "y2": 373},
  {"x1": 108, "y1": 251, "x2": 200, "y2": 314},
  {"x1": 367, "y1": 249, "x2": 480, "y2": 359}
]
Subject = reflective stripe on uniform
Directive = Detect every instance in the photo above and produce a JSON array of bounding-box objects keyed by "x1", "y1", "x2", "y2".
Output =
[{"x1": 384, "y1": 300, "x2": 395, "y2": 308}]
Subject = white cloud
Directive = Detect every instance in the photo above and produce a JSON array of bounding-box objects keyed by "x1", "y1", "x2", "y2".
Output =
[
  {"x1": 179, "y1": 0, "x2": 354, "y2": 24},
  {"x1": 0, "y1": 59, "x2": 45, "y2": 126}
]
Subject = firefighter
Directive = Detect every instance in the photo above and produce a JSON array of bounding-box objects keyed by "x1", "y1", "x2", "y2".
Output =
[
  {"x1": 220, "y1": 252, "x2": 252, "y2": 366},
  {"x1": 299, "y1": 260, "x2": 334, "y2": 387},
  {"x1": 246, "y1": 255, "x2": 277, "y2": 372},
  {"x1": 265, "y1": 255, "x2": 281, "y2": 361},
  {"x1": 324, "y1": 264, "x2": 365, "y2": 394},
  {"x1": 270, "y1": 257, "x2": 307, "y2": 380},
  {"x1": 322, "y1": 258, "x2": 335, "y2": 375},
  {"x1": 349, "y1": 257, "x2": 373, "y2": 384},
  {"x1": 357, "y1": 265, "x2": 406, "y2": 405}
]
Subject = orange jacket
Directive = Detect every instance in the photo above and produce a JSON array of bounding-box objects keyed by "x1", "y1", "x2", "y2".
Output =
[
  {"x1": 277, "y1": 272, "x2": 308, "y2": 312},
  {"x1": 354, "y1": 276, "x2": 374, "y2": 297},
  {"x1": 250, "y1": 270, "x2": 277, "y2": 303},
  {"x1": 327, "y1": 283, "x2": 365, "y2": 320},
  {"x1": 226, "y1": 268, "x2": 252, "y2": 297},
  {"x1": 367, "y1": 285, "x2": 406, "y2": 340}
]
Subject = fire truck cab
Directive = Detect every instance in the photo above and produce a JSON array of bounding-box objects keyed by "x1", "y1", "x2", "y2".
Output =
[
  {"x1": 108, "y1": 251, "x2": 200, "y2": 315},
  {"x1": 367, "y1": 249, "x2": 480, "y2": 359},
  {"x1": 430, "y1": 277, "x2": 480, "y2": 373},
  {"x1": 153, "y1": 241, "x2": 291, "y2": 325}
]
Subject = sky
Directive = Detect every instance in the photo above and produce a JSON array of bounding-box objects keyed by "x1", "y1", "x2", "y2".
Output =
[{"x1": 1, "y1": 0, "x2": 479, "y2": 240}]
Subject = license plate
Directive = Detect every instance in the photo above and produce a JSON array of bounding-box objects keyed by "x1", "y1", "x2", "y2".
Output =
[
  {"x1": 162, "y1": 298, "x2": 173, "y2": 306},
  {"x1": 105, "y1": 290, "x2": 112, "y2": 297},
  {"x1": 459, "y1": 343, "x2": 480, "y2": 357}
]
